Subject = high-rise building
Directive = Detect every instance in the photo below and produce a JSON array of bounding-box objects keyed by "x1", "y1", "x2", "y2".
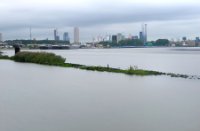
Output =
[
  {"x1": 0, "y1": 33, "x2": 2, "y2": 42},
  {"x1": 140, "y1": 24, "x2": 147, "y2": 45},
  {"x1": 56, "y1": 36, "x2": 60, "y2": 41},
  {"x1": 195, "y1": 37, "x2": 200, "y2": 46},
  {"x1": 63, "y1": 32, "x2": 70, "y2": 42},
  {"x1": 139, "y1": 31, "x2": 144, "y2": 42},
  {"x1": 74, "y1": 27, "x2": 79, "y2": 44},
  {"x1": 112, "y1": 35, "x2": 117, "y2": 43},
  {"x1": 54, "y1": 29, "x2": 57, "y2": 40},
  {"x1": 54, "y1": 29, "x2": 59, "y2": 41},
  {"x1": 196, "y1": 37, "x2": 200, "y2": 42}
]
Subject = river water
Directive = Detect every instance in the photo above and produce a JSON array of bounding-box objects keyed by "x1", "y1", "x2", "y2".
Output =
[{"x1": 1, "y1": 48, "x2": 200, "y2": 131}]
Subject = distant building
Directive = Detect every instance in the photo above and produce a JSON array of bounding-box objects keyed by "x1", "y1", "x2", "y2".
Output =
[
  {"x1": 74, "y1": 27, "x2": 79, "y2": 44},
  {"x1": 195, "y1": 37, "x2": 200, "y2": 46},
  {"x1": 63, "y1": 32, "x2": 70, "y2": 42},
  {"x1": 139, "y1": 31, "x2": 144, "y2": 42},
  {"x1": 54, "y1": 29, "x2": 59, "y2": 41},
  {"x1": 0, "y1": 33, "x2": 2, "y2": 42},
  {"x1": 140, "y1": 24, "x2": 147, "y2": 45},
  {"x1": 185, "y1": 40, "x2": 195, "y2": 47},
  {"x1": 128, "y1": 34, "x2": 133, "y2": 39},
  {"x1": 104, "y1": 35, "x2": 111, "y2": 42},
  {"x1": 181, "y1": 40, "x2": 195, "y2": 47},
  {"x1": 196, "y1": 37, "x2": 200, "y2": 42},
  {"x1": 132, "y1": 36, "x2": 139, "y2": 40},
  {"x1": 56, "y1": 36, "x2": 60, "y2": 41},
  {"x1": 112, "y1": 35, "x2": 117, "y2": 43},
  {"x1": 108, "y1": 35, "x2": 112, "y2": 42},
  {"x1": 117, "y1": 33, "x2": 123, "y2": 43},
  {"x1": 54, "y1": 29, "x2": 57, "y2": 40},
  {"x1": 182, "y1": 37, "x2": 187, "y2": 41}
]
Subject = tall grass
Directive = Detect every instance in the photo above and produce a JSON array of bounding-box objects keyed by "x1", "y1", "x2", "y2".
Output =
[{"x1": 11, "y1": 52, "x2": 66, "y2": 65}]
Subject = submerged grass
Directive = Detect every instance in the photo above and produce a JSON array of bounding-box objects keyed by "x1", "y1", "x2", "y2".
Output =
[
  {"x1": 61, "y1": 63, "x2": 165, "y2": 76},
  {"x1": 0, "y1": 51, "x2": 196, "y2": 79}
]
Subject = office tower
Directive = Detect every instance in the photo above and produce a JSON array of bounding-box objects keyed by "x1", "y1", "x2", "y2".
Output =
[
  {"x1": 54, "y1": 29, "x2": 59, "y2": 41},
  {"x1": 63, "y1": 32, "x2": 70, "y2": 42},
  {"x1": 140, "y1": 24, "x2": 147, "y2": 45},
  {"x1": 0, "y1": 33, "x2": 2, "y2": 42},
  {"x1": 54, "y1": 29, "x2": 57, "y2": 40},
  {"x1": 74, "y1": 27, "x2": 79, "y2": 44},
  {"x1": 139, "y1": 31, "x2": 144, "y2": 42},
  {"x1": 195, "y1": 37, "x2": 200, "y2": 42},
  {"x1": 195, "y1": 37, "x2": 200, "y2": 46},
  {"x1": 112, "y1": 35, "x2": 117, "y2": 43},
  {"x1": 56, "y1": 36, "x2": 60, "y2": 41}
]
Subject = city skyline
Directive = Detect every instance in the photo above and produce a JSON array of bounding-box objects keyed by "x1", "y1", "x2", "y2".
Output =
[
  {"x1": 1, "y1": 26, "x2": 200, "y2": 43},
  {"x1": 1, "y1": 0, "x2": 200, "y2": 41}
]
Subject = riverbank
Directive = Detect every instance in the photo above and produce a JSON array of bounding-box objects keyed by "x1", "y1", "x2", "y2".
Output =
[{"x1": 0, "y1": 51, "x2": 198, "y2": 79}]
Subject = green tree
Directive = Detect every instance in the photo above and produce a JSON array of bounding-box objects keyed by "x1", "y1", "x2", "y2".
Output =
[
  {"x1": 118, "y1": 39, "x2": 143, "y2": 46},
  {"x1": 155, "y1": 39, "x2": 169, "y2": 46}
]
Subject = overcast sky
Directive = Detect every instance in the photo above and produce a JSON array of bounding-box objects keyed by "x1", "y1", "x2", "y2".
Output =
[{"x1": 0, "y1": 0, "x2": 200, "y2": 42}]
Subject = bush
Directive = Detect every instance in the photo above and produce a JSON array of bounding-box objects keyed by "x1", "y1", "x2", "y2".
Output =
[{"x1": 11, "y1": 52, "x2": 66, "y2": 65}]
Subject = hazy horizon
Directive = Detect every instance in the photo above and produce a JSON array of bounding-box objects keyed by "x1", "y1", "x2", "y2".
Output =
[{"x1": 1, "y1": 0, "x2": 200, "y2": 42}]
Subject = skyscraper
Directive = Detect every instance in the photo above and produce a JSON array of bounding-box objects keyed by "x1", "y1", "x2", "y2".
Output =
[
  {"x1": 0, "y1": 33, "x2": 2, "y2": 42},
  {"x1": 195, "y1": 37, "x2": 200, "y2": 42},
  {"x1": 140, "y1": 24, "x2": 147, "y2": 45},
  {"x1": 54, "y1": 29, "x2": 59, "y2": 41},
  {"x1": 54, "y1": 29, "x2": 57, "y2": 40},
  {"x1": 195, "y1": 37, "x2": 200, "y2": 46},
  {"x1": 144, "y1": 24, "x2": 147, "y2": 43},
  {"x1": 139, "y1": 31, "x2": 144, "y2": 42},
  {"x1": 112, "y1": 35, "x2": 117, "y2": 43},
  {"x1": 74, "y1": 27, "x2": 79, "y2": 44},
  {"x1": 63, "y1": 32, "x2": 70, "y2": 42}
]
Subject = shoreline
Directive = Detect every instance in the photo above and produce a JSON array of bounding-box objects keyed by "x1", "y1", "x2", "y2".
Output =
[{"x1": 1, "y1": 46, "x2": 200, "y2": 51}]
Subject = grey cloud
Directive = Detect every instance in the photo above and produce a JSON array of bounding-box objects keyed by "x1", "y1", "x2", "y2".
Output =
[{"x1": 0, "y1": 0, "x2": 200, "y2": 40}]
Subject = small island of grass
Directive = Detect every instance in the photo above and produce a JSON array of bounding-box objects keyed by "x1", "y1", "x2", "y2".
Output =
[
  {"x1": 0, "y1": 51, "x2": 198, "y2": 79},
  {"x1": 10, "y1": 51, "x2": 66, "y2": 65}
]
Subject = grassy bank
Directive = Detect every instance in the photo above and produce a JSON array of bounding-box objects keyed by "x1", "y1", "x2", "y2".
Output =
[{"x1": 0, "y1": 51, "x2": 196, "y2": 79}]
